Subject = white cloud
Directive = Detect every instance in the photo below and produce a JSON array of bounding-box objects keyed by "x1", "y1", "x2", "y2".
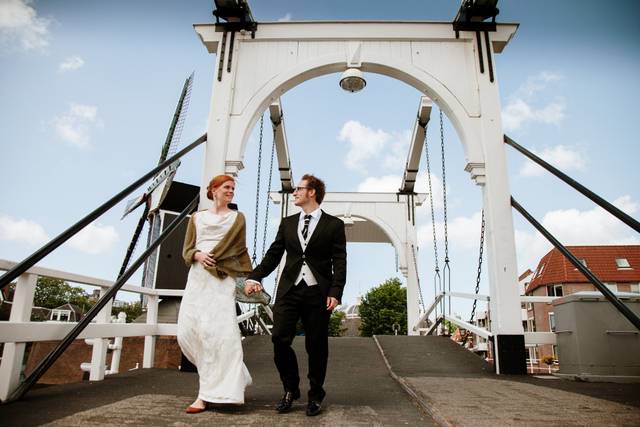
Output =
[
  {"x1": 520, "y1": 144, "x2": 587, "y2": 177},
  {"x1": 502, "y1": 71, "x2": 565, "y2": 133},
  {"x1": 59, "y1": 55, "x2": 84, "y2": 72},
  {"x1": 357, "y1": 174, "x2": 401, "y2": 192},
  {"x1": 67, "y1": 223, "x2": 118, "y2": 255},
  {"x1": 0, "y1": 214, "x2": 49, "y2": 245},
  {"x1": 418, "y1": 211, "x2": 483, "y2": 249},
  {"x1": 0, "y1": 0, "x2": 50, "y2": 51},
  {"x1": 382, "y1": 129, "x2": 411, "y2": 171},
  {"x1": 338, "y1": 120, "x2": 390, "y2": 172},
  {"x1": 356, "y1": 172, "x2": 444, "y2": 211},
  {"x1": 52, "y1": 103, "x2": 101, "y2": 148},
  {"x1": 515, "y1": 195, "x2": 640, "y2": 271},
  {"x1": 277, "y1": 13, "x2": 292, "y2": 22}
]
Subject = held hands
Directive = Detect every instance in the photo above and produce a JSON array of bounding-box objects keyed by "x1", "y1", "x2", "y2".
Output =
[
  {"x1": 244, "y1": 281, "x2": 263, "y2": 296},
  {"x1": 326, "y1": 296, "x2": 339, "y2": 311},
  {"x1": 194, "y1": 251, "x2": 216, "y2": 268}
]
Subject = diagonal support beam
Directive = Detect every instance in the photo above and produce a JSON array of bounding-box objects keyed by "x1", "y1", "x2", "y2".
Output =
[
  {"x1": 269, "y1": 100, "x2": 294, "y2": 193},
  {"x1": 400, "y1": 96, "x2": 432, "y2": 194}
]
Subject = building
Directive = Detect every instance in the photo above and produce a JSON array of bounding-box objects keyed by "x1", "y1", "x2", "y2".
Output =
[{"x1": 523, "y1": 245, "x2": 640, "y2": 370}]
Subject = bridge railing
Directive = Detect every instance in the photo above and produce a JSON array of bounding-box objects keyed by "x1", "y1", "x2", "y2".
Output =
[
  {"x1": 0, "y1": 259, "x2": 267, "y2": 401},
  {"x1": 415, "y1": 292, "x2": 559, "y2": 347}
]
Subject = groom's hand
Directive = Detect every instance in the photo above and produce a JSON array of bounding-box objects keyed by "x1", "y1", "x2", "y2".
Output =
[
  {"x1": 244, "y1": 280, "x2": 262, "y2": 296},
  {"x1": 326, "y1": 297, "x2": 339, "y2": 311}
]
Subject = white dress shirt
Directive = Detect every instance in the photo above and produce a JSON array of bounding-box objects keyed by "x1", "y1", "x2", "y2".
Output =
[{"x1": 295, "y1": 208, "x2": 322, "y2": 286}]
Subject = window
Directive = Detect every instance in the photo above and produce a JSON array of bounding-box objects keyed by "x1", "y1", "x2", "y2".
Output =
[
  {"x1": 548, "y1": 312, "x2": 556, "y2": 332},
  {"x1": 527, "y1": 318, "x2": 536, "y2": 332},
  {"x1": 51, "y1": 309, "x2": 72, "y2": 322},
  {"x1": 552, "y1": 345, "x2": 558, "y2": 361},
  {"x1": 547, "y1": 284, "x2": 563, "y2": 297},
  {"x1": 536, "y1": 264, "x2": 545, "y2": 277},
  {"x1": 631, "y1": 284, "x2": 640, "y2": 293},
  {"x1": 606, "y1": 283, "x2": 618, "y2": 293},
  {"x1": 574, "y1": 259, "x2": 587, "y2": 269},
  {"x1": 616, "y1": 258, "x2": 632, "y2": 269}
]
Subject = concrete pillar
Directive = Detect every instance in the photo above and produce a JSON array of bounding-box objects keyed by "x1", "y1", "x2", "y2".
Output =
[
  {"x1": 474, "y1": 32, "x2": 526, "y2": 375},
  {"x1": 89, "y1": 288, "x2": 113, "y2": 381},
  {"x1": 143, "y1": 295, "x2": 158, "y2": 368},
  {"x1": 201, "y1": 31, "x2": 239, "y2": 209},
  {"x1": 405, "y1": 243, "x2": 421, "y2": 336}
]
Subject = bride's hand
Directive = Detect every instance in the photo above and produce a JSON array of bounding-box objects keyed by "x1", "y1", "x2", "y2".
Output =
[{"x1": 194, "y1": 251, "x2": 216, "y2": 268}]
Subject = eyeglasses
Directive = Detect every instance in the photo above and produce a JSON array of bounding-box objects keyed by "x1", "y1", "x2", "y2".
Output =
[{"x1": 293, "y1": 186, "x2": 309, "y2": 192}]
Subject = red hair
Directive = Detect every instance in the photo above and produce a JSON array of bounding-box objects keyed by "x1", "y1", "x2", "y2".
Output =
[{"x1": 206, "y1": 175, "x2": 234, "y2": 200}]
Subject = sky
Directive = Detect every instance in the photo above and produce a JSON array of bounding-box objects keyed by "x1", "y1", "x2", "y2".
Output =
[{"x1": 1, "y1": 0, "x2": 639, "y2": 320}]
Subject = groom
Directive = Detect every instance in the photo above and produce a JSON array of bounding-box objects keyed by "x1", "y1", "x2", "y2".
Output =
[{"x1": 245, "y1": 174, "x2": 346, "y2": 416}]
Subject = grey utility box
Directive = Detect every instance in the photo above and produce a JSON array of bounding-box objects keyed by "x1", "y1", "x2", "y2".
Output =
[{"x1": 554, "y1": 292, "x2": 640, "y2": 380}]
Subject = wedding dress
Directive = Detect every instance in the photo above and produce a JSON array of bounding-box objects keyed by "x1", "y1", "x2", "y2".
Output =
[{"x1": 177, "y1": 210, "x2": 252, "y2": 403}]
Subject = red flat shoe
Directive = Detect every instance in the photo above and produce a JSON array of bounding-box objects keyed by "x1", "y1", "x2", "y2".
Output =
[{"x1": 185, "y1": 405, "x2": 207, "y2": 414}]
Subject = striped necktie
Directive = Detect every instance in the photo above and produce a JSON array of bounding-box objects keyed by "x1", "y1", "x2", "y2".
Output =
[{"x1": 302, "y1": 215, "x2": 312, "y2": 240}]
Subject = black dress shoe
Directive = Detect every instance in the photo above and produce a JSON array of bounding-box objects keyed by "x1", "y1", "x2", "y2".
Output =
[
  {"x1": 275, "y1": 390, "x2": 300, "y2": 413},
  {"x1": 306, "y1": 400, "x2": 322, "y2": 416}
]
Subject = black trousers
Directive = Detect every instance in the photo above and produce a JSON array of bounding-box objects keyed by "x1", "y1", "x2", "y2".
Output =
[{"x1": 271, "y1": 280, "x2": 330, "y2": 401}]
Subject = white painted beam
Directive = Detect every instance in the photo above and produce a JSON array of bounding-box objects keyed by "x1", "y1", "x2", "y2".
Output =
[
  {"x1": 401, "y1": 97, "x2": 432, "y2": 193},
  {"x1": 194, "y1": 22, "x2": 519, "y2": 53},
  {"x1": 269, "y1": 100, "x2": 294, "y2": 192}
]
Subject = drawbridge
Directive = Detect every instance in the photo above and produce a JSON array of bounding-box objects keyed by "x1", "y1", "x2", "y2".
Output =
[{"x1": 1, "y1": 1, "x2": 640, "y2": 424}]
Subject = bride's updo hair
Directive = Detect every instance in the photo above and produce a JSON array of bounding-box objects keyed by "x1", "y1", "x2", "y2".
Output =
[{"x1": 206, "y1": 175, "x2": 235, "y2": 200}]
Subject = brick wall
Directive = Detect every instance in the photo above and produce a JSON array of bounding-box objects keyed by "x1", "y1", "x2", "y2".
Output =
[{"x1": 24, "y1": 336, "x2": 182, "y2": 385}]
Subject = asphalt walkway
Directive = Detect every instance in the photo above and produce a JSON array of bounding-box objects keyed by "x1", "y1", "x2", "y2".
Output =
[
  {"x1": 2, "y1": 335, "x2": 639, "y2": 426},
  {"x1": 375, "y1": 335, "x2": 640, "y2": 426},
  {"x1": 0, "y1": 336, "x2": 431, "y2": 426}
]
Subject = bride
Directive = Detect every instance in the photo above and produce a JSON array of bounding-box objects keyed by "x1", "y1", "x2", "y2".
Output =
[{"x1": 177, "y1": 174, "x2": 254, "y2": 413}]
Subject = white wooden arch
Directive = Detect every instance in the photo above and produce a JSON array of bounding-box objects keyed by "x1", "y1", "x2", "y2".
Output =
[{"x1": 195, "y1": 20, "x2": 525, "y2": 373}]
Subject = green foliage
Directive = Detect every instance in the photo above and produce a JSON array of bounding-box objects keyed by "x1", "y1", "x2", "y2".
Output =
[
  {"x1": 328, "y1": 310, "x2": 346, "y2": 337},
  {"x1": 112, "y1": 302, "x2": 143, "y2": 323},
  {"x1": 359, "y1": 278, "x2": 407, "y2": 337},
  {"x1": 33, "y1": 277, "x2": 92, "y2": 313}
]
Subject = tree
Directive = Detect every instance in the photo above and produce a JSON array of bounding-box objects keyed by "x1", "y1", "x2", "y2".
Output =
[
  {"x1": 328, "y1": 310, "x2": 346, "y2": 337},
  {"x1": 359, "y1": 278, "x2": 407, "y2": 337},
  {"x1": 33, "y1": 277, "x2": 92, "y2": 313}
]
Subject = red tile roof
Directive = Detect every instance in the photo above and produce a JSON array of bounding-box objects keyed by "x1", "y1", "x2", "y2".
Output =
[{"x1": 526, "y1": 245, "x2": 640, "y2": 293}]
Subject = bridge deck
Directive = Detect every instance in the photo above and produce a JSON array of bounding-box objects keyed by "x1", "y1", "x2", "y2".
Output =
[
  {"x1": 1, "y1": 336, "x2": 639, "y2": 426},
  {"x1": 0, "y1": 336, "x2": 432, "y2": 426}
]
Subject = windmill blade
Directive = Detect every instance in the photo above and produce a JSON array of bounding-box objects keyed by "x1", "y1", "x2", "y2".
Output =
[
  {"x1": 121, "y1": 193, "x2": 147, "y2": 220},
  {"x1": 158, "y1": 72, "x2": 194, "y2": 164},
  {"x1": 121, "y1": 73, "x2": 194, "y2": 219}
]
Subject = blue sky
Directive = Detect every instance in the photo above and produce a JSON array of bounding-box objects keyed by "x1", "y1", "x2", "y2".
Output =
[{"x1": 1, "y1": 1, "x2": 639, "y2": 318}]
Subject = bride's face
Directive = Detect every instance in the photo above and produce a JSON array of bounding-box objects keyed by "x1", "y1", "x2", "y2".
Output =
[{"x1": 214, "y1": 180, "x2": 235, "y2": 204}]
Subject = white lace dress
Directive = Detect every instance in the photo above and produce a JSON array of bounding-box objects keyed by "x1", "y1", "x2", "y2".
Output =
[{"x1": 177, "y1": 210, "x2": 252, "y2": 403}]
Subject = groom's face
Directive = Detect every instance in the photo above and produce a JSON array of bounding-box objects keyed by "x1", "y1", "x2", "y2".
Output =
[{"x1": 293, "y1": 179, "x2": 314, "y2": 206}]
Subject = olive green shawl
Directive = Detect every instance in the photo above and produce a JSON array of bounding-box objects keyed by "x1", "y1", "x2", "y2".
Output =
[{"x1": 182, "y1": 211, "x2": 253, "y2": 279}]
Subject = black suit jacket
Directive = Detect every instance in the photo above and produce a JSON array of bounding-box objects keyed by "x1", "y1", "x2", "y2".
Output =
[{"x1": 248, "y1": 211, "x2": 347, "y2": 303}]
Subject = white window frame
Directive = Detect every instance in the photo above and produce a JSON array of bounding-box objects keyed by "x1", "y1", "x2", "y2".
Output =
[
  {"x1": 605, "y1": 283, "x2": 618, "y2": 293},
  {"x1": 615, "y1": 258, "x2": 631, "y2": 269},
  {"x1": 630, "y1": 283, "x2": 640, "y2": 293},
  {"x1": 51, "y1": 309, "x2": 72, "y2": 322},
  {"x1": 548, "y1": 312, "x2": 556, "y2": 332},
  {"x1": 547, "y1": 284, "x2": 563, "y2": 297}
]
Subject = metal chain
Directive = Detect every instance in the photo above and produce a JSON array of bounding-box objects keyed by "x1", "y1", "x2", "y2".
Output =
[
  {"x1": 439, "y1": 109, "x2": 451, "y2": 318},
  {"x1": 251, "y1": 114, "x2": 264, "y2": 265},
  {"x1": 469, "y1": 210, "x2": 485, "y2": 322},
  {"x1": 423, "y1": 122, "x2": 442, "y2": 320},
  {"x1": 462, "y1": 210, "x2": 486, "y2": 345},
  {"x1": 261, "y1": 127, "x2": 276, "y2": 259}
]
